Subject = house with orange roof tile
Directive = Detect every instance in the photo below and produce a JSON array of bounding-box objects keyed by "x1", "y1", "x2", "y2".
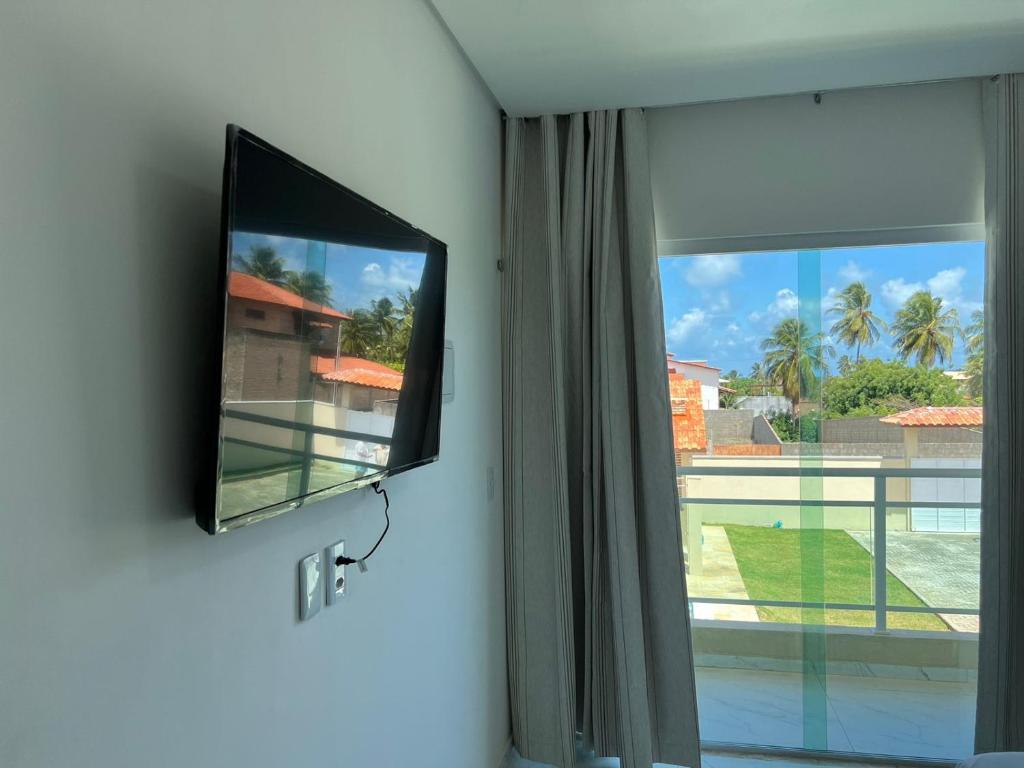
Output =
[
  {"x1": 667, "y1": 353, "x2": 721, "y2": 410},
  {"x1": 225, "y1": 271, "x2": 403, "y2": 409},
  {"x1": 223, "y1": 272, "x2": 406, "y2": 477}
]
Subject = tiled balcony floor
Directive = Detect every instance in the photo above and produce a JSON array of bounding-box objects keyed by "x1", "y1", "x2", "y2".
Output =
[
  {"x1": 507, "y1": 665, "x2": 976, "y2": 767},
  {"x1": 697, "y1": 665, "x2": 977, "y2": 761}
]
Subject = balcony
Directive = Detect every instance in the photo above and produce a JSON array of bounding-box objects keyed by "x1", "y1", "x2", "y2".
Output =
[{"x1": 679, "y1": 462, "x2": 980, "y2": 762}]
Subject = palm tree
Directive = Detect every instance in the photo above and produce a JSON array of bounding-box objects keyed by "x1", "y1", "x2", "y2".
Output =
[
  {"x1": 964, "y1": 309, "x2": 984, "y2": 398},
  {"x1": 964, "y1": 309, "x2": 984, "y2": 356},
  {"x1": 828, "y1": 281, "x2": 886, "y2": 363},
  {"x1": 837, "y1": 354, "x2": 854, "y2": 376},
  {"x1": 393, "y1": 288, "x2": 418, "y2": 361},
  {"x1": 234, "y1": 245, "x2": 288, "y2": 285},
  {"x1": 892, "y1": 290, "x2": 958, "y2": 368},
  {"x1": 749, "y1": 361, "x2": 767, "y2": 394},
  {"x1": 284, "y1": 270, "x2": 333, "y2": 306},
  {"x1": 761, "y1": 318, "x2": 832, "y2": 408},
  {"x1": 338, "y1": 310, "x2": 380, "y2": 358}
]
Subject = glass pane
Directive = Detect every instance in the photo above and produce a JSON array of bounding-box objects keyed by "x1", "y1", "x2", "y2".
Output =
[{"x1": 662, "y1": 240, "x2": 984, "y2": 761}]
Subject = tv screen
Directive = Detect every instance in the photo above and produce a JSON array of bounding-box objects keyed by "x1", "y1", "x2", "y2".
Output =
[{"x1": 199, "y1": 126, "x2": 447, "y2": 534}]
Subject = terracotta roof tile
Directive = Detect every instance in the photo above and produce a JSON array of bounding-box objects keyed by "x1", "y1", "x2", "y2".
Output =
[
  {"x1": 229, "y1": 271, "x2": 351, "y2": 320},
  {"x1": 879, "y1": 406, "x2": 983, "y2": 427},
  {"x1": 669, "y1": 373, "x2": 706, "y2": 453},
  {"x1": 315, "y1": 355, "x2": 404, "y2": 392}
]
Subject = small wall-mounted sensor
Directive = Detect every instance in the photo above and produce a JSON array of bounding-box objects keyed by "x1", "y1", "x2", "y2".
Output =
[
  {"x1": 442, "y1": 339, "x2": 454, "y2": 403},
  {"x1": 298, "y1": 552, "x2": 322, "y2": 621},
  {"x1": 325, "y1": 539, "x2": 347, "y2": 605}
]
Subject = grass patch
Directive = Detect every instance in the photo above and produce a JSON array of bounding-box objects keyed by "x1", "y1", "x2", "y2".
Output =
[{"x1": 723, "y1": 524, "x2": 947, "y2": 631}]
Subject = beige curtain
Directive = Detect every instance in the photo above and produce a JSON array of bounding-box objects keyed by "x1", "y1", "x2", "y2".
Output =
[
  {"x1": 502, "y1": 109, "x2": 701, "y2": 768},
  {"x1": 977, "y1": 72, "x2": 1024, "y2": 754}
]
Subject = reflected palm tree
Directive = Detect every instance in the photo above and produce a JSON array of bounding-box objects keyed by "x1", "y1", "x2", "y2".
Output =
[
  {"x1": 285, "y1": 270, "x2": 333, "y2": 307},
  {"x1": 339, "y1": 310, "x2": 379, "y2": 358},
  {"x1": 234, "y1": 245, "x2": 288, "y2": 286}
]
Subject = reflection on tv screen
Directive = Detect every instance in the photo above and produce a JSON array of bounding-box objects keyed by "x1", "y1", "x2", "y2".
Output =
[{"x1": 219, "y1": 232, "x2": 426, "y2": 520}]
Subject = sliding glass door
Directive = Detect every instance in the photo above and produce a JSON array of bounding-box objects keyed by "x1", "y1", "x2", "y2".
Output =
[{"x1": 661, "y1": 241, "x2": 983, "y2": 761}]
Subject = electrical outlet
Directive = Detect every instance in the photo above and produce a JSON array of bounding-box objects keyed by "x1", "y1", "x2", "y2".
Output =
[{"x1": 325, "y1": 539, "x2": 346, "y2": 605}]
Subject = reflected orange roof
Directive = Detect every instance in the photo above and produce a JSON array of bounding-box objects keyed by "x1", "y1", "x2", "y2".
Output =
[
  {"x1": 229, "y1": 271, "x2": 350, "y2": 320},
  {"x1": 880, "y1": 407, "x2": 983, "y2": 427},
  {"x1": 315, "y1": 355, "x2": 404, "y2": 392},
  {"x1": 669, "y1": 373, "x2": 706, "y2": 453}
]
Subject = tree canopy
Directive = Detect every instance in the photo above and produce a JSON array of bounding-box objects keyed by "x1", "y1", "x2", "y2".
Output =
[
  {"x1": 761, "y1": 318, "x2": 832, "y2": 407},
  {"x1": 891, "y1": 290, "x2": 958, "y2": 368},
  {"x1": 822, "y1": 358, "x2": 964, "y2": 417},
  {"x1": 828, "y1": 281, "x2": 886, "y2": 362},
  {"x1": 233, "y1": 245, "x2": 288, "y2": 286}
]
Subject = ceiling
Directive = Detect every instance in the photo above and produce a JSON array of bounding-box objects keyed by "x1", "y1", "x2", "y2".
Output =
[{"x1": 430, "y1": 0, "x2": 1024, "y2": 116}]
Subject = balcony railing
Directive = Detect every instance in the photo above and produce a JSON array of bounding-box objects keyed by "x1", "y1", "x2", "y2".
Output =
[{"x1": 676, "y1": 464, "x2": 982, "y2": 633}]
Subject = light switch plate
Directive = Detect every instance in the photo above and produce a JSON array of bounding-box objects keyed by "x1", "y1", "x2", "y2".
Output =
[
  {"x1": 325, "y1": 539, "x2": 346, "y2": 605},
  {"x1": 298, "y1": 552, "x2": 322, "y2": 621},
  {"x1": 442, "y1": 339, "x2": 454, "y2": 403}
]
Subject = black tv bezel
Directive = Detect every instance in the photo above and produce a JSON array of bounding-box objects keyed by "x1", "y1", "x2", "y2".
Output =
[{"x1": 197, "y1": 125, "x2": 447, "y2": 535}]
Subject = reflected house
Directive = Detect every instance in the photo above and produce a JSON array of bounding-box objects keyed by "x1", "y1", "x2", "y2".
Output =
[
  {"x1": 222, "y1": 271, "x2": 404, "y2": 483},
  {"x1": 224, "y1": 271, "x2": 351, "y2": 402}
]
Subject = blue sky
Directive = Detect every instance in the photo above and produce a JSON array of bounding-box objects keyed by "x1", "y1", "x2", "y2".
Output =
[
  {"x1": 659, "y1": 241, "x2": 985, "y2": 375},
  {"x1": 232, "y1": 231, "x2": 425, "y2": 313}
]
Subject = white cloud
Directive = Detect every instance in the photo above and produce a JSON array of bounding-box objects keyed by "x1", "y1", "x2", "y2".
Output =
[
  {"x1": 708, "y1": 290, "x2": 732, "y2": 314},
  {"x1": 361, "y1": 257, "x2": 423, "y2": 294},
  {"x1": 685, "y1": 254, "x2": 741, "y2": 287},
  {"x1": 666, "y1": 308, "x2": 707, "y2": 344},
  {"x1": 769, "y1": 288, "x2": 798, "y2": 317},
  {"x1": 881, "y1": 277, "x2": 924, "y2": 308},
  {"x1": 838, "y1": 260, "x2": 871, "y2": 283},
  {"x1": 748, "y1": 288, "x2": 799, "y2": 324},
  {"x1": 726, "y1": 322, "x2": 741, "y2": 334},
  {"x1": 823, "y1": 286, "x2": 840, "y2": 312},
  {"x1": 926, "y1": 267, "x2": 966, "y2": 302}
]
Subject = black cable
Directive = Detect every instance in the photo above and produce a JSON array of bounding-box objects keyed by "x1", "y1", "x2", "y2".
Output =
[{"x1": 335, "y1": 481, "x2": 390, "y2": 572}]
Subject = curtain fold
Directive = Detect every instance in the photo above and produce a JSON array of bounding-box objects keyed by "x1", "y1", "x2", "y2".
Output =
[
  {"x1": 502, "y1": 108, "x2": 701, "y2": 768},
  {"x1": 977, "y1": 73, "x2": 1024, "y2": 754}
]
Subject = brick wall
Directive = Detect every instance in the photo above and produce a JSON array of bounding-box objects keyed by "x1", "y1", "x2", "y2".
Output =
[
  {"x1": 713, "y1": 443, "x2": 782, "y2": 456},
  {"x1": 223, "y1": 330, "x2": 314, "y2": 402}
]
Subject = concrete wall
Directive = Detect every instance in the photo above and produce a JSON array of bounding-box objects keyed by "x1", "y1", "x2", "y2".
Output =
[
  {"x1": 686, "y1": 455, "x2": 890, "y2": 531},
  {"x1": 705, "y1": 409, "x2": 755, "y2": 445},
  {"x1": 0, "y1": 2, "x2": 507, "y2": 767},
  {"x1": 821, "y1": 416, "x2": 904, "y2": 444},
  {"x1": 752, "y1": 414, "x2": 783, "y2": 447},
  {"x1": 920, "y1": 427, "x2": 983, "y2": 444},
  {"x1": 781, "y1": 442, "x2": 906, "y2": 458}
]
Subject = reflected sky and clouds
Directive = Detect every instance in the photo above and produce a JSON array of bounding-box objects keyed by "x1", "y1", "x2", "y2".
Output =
[{"x1": 231, "y1": 231, "x2": 425, "y2": 313}]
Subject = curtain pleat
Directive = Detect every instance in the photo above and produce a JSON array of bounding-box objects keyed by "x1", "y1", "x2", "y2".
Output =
[
  {"x1": 977, "y1": 72, "x2": 1024, "y2": 754},
  {"x1": 502, "y1": 108, "x2": 702, "y2": 768}
]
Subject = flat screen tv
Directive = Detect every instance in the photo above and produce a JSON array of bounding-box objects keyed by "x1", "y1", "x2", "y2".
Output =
[{"x1": 198, "y1": 126, "x2": 447, "y2": 534}]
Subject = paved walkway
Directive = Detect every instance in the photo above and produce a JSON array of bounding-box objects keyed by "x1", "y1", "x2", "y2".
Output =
[
  {"x1": 688, "y1": 526, "x2": 760, "y2": 622},
  {"x1": 847, "y1": 530, "x2": 980, "y2": 632}
]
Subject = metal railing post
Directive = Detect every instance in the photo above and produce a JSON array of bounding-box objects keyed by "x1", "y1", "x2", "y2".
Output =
[{"x1": 873, "y1": 475, "x2": 887, "y2": 633}]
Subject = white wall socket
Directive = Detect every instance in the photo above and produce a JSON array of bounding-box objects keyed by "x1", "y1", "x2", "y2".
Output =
[{"x1": 325, "y1": 539, "x2": 346, "y2": 605}]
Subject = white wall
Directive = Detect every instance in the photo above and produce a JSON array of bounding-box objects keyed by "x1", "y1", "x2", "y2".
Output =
[
  {"x1": 648, "y1": 79, "x2": 985, "y2": 253},
  {"x1": 0, "y1": 2, "x2": 506, "y2": 767}
]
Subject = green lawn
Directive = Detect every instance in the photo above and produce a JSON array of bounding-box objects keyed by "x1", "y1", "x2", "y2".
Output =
[{"x1": 723, "y1": 525, "x2": 948, "y2": 631}]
